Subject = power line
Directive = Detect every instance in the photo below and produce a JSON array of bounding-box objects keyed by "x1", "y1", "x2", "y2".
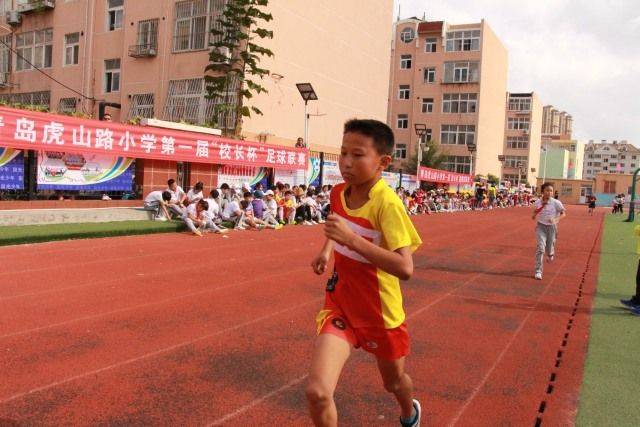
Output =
[{"x1": 0, "y1": 36, "x2": 96, "y2": 102}]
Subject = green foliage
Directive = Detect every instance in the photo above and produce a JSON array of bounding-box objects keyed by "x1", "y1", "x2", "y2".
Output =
[
  {"x1": 205, "y1": 0, "x2": 274, "y2": 137},
  {"x1": 403, "y1": 138, "x2": 447, "y2": 172},
  {"x1": 487, "y1": 173, "x2": 500, "y2": 185}
]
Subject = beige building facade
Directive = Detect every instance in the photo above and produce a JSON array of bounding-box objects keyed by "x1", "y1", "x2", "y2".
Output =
[
  {"x1": 387, "y1": 18, "x2": 507, "y2": 177},
  {"x1": 583, "y1": 140, "x2": 640, "y2": 179},
  {"x1": 0, "y1": 0, "x2": 393, "y2": 153},
  {"x1": 502, "y1": 92, "x2": 542, "y2": 185},
  {"x1": 542, "y1": 105, "x2": 572, "y2": 140}
]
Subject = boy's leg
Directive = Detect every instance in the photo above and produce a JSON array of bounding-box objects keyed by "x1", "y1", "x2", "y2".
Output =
[
  {"x1": 306, "y1": 334, "x2": 351, "y2": 427},
  {"x1": 535, "y1": 224, "x2": 547, "y2": 275},
  {"x1": 546, "y1": 225, "x2": 557, "y2": 257},
  {"x1": 184, "y1": 218, "x2": 198, "y2": 233},
  {"x1": 376, "y1": 356, "x2": 415, "y2": 420}
]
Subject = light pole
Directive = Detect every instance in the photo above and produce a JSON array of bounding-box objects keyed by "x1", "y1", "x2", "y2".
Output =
[
  {"x1": 542, "y1": 144, "x2": 548, "y2": 183},
  {"x1": 498, "y1": 155, "x2": 505, "y2": 187},
  {"x1": 467, "y1": 141, "x2": 477, "y2": 177},
  {"x1": 414, "y1": 123, "x2": 428, "y2": 183},
  {"x1": 296, "y1": 83, "x2": 318, "y2": 185},
  {"x1": 517, "y1": 161, "x2": 524, "y2": 188}
]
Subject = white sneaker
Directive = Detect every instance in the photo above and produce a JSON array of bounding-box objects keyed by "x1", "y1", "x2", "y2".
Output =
[
  {"x1": 154, "y1": 215, "x2": 168, "y2": 222},
  {"x1": 400, "y1": 399, "x2": 421, "y2": 427},
  {"x1": 303, "y1": 221, "x2": 312, "y2": 225},
  {"x1": 318, "y1": 219, "x2": 326, "y2": 224},
  {"x1": 534, "y1": 272, "x2": 542, "y2": 280}
]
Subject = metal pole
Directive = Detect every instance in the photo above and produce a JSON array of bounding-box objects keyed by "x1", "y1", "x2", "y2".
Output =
[
  {"x1": 542, "y1": 147, "x2": 548, "y2": 183},
  {"x1": 303, "y1": 100, "x2": 309, "y2": 185},
  {"x1": 625, "y1": 167, "x2": 639, "y2": 222},
  {"x1": 469, "y1": 153, "x2": 473, "y2": 177},
  {"x1": 416, "y1": 137, "x2": 422, "y2": 179}
]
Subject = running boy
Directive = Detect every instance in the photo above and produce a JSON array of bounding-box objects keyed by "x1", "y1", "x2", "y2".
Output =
[
  {"x1": 532, "y1": 183, "x2": 566, "y2": 280},
  {"x1": 307, "y1": 119, "x2": 423, "y2": 427}
]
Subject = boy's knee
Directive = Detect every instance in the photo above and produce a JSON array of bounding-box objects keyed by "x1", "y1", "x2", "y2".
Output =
[
  {"x1": 305, "y1": 382, "x2": 332, "y2": 407},
  {"x1": 382, "y1": 377, "x2": 402, "y2": 393}
]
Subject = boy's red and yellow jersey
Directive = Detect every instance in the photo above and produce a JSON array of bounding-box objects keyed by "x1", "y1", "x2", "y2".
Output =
[{"x1": 328, "y1": 179, "x2": 422, "y2": 329}]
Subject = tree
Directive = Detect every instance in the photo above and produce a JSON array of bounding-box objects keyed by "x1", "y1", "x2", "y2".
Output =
[
  {"x1": 205, "y1": 0, "x2": 274, "y2": 137},
  {"x1": 402, "y1": 138, "x2": 447, "y2": 172},
  {"x1": 487, "y1": 174, "x2": 500, "y2": 185}
]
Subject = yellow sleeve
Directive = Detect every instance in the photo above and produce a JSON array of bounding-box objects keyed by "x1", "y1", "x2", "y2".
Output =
[{"x1": 379, "y1": 199, "x2": 422, "y2": 253}]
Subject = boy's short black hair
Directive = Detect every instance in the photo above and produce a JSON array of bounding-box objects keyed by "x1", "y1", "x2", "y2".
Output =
[
  {"x1": 240, "y1": 200, "x2": 249, "y2": 209},
  {"x1": 220, "y1": 183, "x2": 230, "y2": 190},
  {"x1": 167, "y1": 179, "x2": 175, "y2": 187},
  {"x1": 210, "y1": 189, "x2": 219, "y2": 198},
  {"x1": 161, "y1": 191, "x2": 172, "y2": 201},
  {"x1": 243, "y1": 191, "x2": 253, "y2": 198},
  {"x1": 284, "y1": 190, "x2": 293, "y2": 196},
  {"x1": 198, "y1": 199, "x2": 209, "y2": 211},
  {"x1": 194, "y1": 182, "x2": 204, "y2": 191},
  {"x1": 344, "y1": 119, "x2": 394, "y2": 156},
  {"x1": 541, "y1": 183, "x2": 553, "y2": 191}
]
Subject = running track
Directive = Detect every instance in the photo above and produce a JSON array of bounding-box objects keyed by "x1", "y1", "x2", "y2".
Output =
[{"x1": 0, "y1": 206, "x2": 603, "y2": 426}]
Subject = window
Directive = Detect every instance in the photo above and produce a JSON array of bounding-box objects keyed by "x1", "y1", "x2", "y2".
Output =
[
  {"x1": 445, "y1": 30, "x2": 480, "y2": 52},
  {"x1": 504, "y1": 155, "x2": 528, "y2": 169},
  {"x1": 397, "y1": 114, "x2": 408, "y2": 129},
  {"x1": 15, "y1": 29, "x2": 53, "y2": 71},
  {"x1": 174, "y1": 0, "x2": 208, "y2": 51},
  {"x1": 440, "y1": 125, "x2": 475, "y2": 145},
  {"x1": 508, "y1": 97, "x2": 531, "y2": 111},
  {"x1": 400, "y1": 54, "x2": 412, "y2": 69},
  {"x1": 0, "y1": 0, "x2": 11, "y2": 15},
  {"x1": 424, "y1": 67, "x2": 435, "y2": 83},
  {"x1": 0, "y1": 35, "x2": 10, "y2": 80},
  {"x1": 0, "y1": 91, "x2": 50, "y2": 107},
  {"x1": 164, "y1": 76, "x2": 238, "y2": 128},
  {"x1": 421, "y1": 98, "x2": 433, "y2": 113},
  {"x1": 632, "y1": 164, "x2": 637, "y2": 168},
  {"x1": 104, "y1": 59, "x2": 121, "y2": 93},
  {"x1": 400, "y1": 27, "x2": 415, "y2": 43},
  {"x1": 64, "y1": 33, "x2": 80, "y2": 66},
  {"x1": 58, "y1": 97, "x2": 77, "y2": 113},
  {"x1": 442, "y1": 93, "x2": 477, "y2": 113},
  {"x1": 398, "y1": 85, "x2": 410, "y2": 100},
  {"x1": 425, "y1": 37, "x2": 437, "y2": 53},
  {"x1": 561, "y1": 183, "x2": 573, "y2": 196},
  {"x1": 506, "y1": 136, "x2": 529, "y2": 149},
  {"x1": 442, "y1": 155, "x2": 471, "y2": 174},
  {"x1": 137, "y1": 19, "x2": 159, "y2": 50},
  {"x1": 633, "y1": 156, "x2": 637, "y2": 160},
  {"x1": 443, "y1": 61, "x2": 479, "y2": 83},
  {"x1": 587, "y1": 162, "x2": 592, "y2": 166},
  {"x1": 603, "y1": 180, "x2": 616, "y2": 194},
  {"x1": 129, "y1": 93, "x2": 155, "y2": 119},
  {"x1": 107, "y1": 0, "x2": 124, "y2": 31},
  {"x1": 507, "y1": 118, "x2": 530, "y2": 130},
  {"x1": 395, "y1": 144, "x2": 407, "y2": 159}
]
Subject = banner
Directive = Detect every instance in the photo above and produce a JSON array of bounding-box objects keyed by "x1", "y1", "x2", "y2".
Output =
[
  {"x1": 0, "y1": 106, "x2": 307, "y2": 170},
  {"x1": 0, "y1": 147, "x2": 24, "y2": 190},
  {"x1": 321, "y1": 160, "x2": 342, "y2": 186},
  {"x1": 217, "y1": 165, "x2": 269, "y2": 190},
  {"x1": 400, "y1": 174, "x2": 418, "y2": 192},
  {"x1": 308, "y1": 157, "x2": 321, "y2": 187},
  {"x1": 37, "y1": 151, "x2": 134, "y2": 191},
  {"x1": 418, "y1": 166, "x2": 473, "y2": 185},
  {"x1": 381, "y1": 171, "x2": 399, "y2": 188}
]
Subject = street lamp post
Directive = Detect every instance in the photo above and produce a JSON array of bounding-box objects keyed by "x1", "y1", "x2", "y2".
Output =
[
  {"x1": 542, "y1": 145, "x2": 548, "y2": 183},
  {"x1": 296, "y1": 83, "x2": 318, "y2": 185},
  {"x1": 467, "y1": 141, "x2": 477, "y2": 177},
  {"x1": 517, "y1": 161, "x2": 524, "y2": 188},
  {"x1": 414, "y1": 123, "x2": 427, "y2": 183}
]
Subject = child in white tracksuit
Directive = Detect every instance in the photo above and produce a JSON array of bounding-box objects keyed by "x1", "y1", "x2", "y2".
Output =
[{"x1": 532, "y1": 183, "x2": 566, "y2": 280}]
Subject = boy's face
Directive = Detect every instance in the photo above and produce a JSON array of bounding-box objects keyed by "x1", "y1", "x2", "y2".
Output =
[
  {"x1": 339, "y1": 132, "x2": 391, "y2": 185},
  {"x1": 543, "y1": 186, "x2": 554, "y2": 199}
]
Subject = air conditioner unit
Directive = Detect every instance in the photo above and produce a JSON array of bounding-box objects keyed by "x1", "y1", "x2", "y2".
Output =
[
  {"x1": 6, "y1": 10, "x2": 21, "y2": 25},
  {"x1": 523, "y1": 129, "x2": 529, "y2": 135},
  {"x1": 213, "y1": 46, "x2": 232, "y2": 65}
]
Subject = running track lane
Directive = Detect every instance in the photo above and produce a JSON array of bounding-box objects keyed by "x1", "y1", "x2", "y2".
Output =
[{"x1": 0, "y1": 206, "x2": 603, "y2": 426}]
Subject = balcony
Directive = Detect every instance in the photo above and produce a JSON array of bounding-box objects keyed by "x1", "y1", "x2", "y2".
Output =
[
  {"x1": 128, "y1": 44, "x2": 158, "y2": 58},
  {"x1": 16, "y1": 0, "x2": 55, "y2": 13}
]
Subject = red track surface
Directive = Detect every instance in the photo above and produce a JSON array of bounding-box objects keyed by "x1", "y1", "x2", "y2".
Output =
[{"x1": 0, "y1": 206, "x2": 603, "y2": 426}]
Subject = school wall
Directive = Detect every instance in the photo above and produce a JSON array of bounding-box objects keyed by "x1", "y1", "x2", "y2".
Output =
[
  {"x1": 594, "y1": 173, "x2": 639, "y2": 207},
  {"x1": 535, "y1": 178, "x2": 593, "y2": 205}
]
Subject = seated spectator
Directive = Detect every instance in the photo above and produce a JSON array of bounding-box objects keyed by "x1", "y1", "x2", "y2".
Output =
[
  {"x1": 283, "y1": 190, "x2": 298, "y2": 224},
  {"x1": 219, "y1": 183, "x2": 231, "y2": 212},
  {"x1": 144, "y1": 190, "x2": 172, "y2": 221},
  {"x1": 204, "y1": 189, "x2": 225, "y2": 228},
  {"x1": 183, "y1": 200, "x2": 226, "y2": 236},
  {"x1": 239, "y1": 199, "x2": 262, "y2": 230},
  {"x1": 305, "y1": 190, "x2": 325, "y2": 224},
  {"x1": 186, "y1": 182, "x2": 204, "y2": 205},
  {"x1": 263, "y1": 190, "x2": 282, "y2": 229},
  {"x1": 296, "y1": 191, "x2": 315, "y2": 225},
  {"x1": 166, "y1": 178, "x2": 186, "y2": 217},
  {"x1": 316, "y1": 193, "x2": 330, "y2": 219},
  {"x1": 252, "y1": 190, "x2": 265, "y2": 221},
  {"x1": 221, "y1": 190, "x2": 244, "y2": 229}
]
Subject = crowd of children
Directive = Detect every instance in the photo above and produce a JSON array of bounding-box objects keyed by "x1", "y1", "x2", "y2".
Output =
[
  {"x1": 396, "y1": 184, "x2": 535, "y2": 215},
  {"x1": 144, "y1": 178, "x2": 334, "y2": 236}
]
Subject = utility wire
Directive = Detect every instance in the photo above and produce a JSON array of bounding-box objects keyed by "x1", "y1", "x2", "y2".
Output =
[{"x1": 0, "y1": 37, "x2": 96, "y2": 101}]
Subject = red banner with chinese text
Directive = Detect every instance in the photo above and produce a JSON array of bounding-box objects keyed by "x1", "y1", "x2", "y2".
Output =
[
  {"x1": 0, "y1": 106, "x2": 307, "y2": 170},
  {"x1": 418, "y1": 166, "x2": 473, "y2": 185}
]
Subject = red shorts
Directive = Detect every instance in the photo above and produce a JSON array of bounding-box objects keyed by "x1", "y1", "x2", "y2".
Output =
[{"x1": 315, "y1": 307, "x2": 410, "y2": 360}]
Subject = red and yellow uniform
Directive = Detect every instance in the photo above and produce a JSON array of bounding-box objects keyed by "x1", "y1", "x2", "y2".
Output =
[{"x1": 316, "y1": 178, "x2": 422, "y2": 359}]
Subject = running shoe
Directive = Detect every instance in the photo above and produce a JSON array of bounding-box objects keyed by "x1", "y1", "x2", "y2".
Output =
[
  {"x1": 400, "y1": 399, "x2": 421, "y2": 427},
  {"x1": 534, "y1": 272, "x2": 542, "y2": 280},
  {"x1": 620, "y1": 298, "x2": 640, "y2": 309},
  {"x1": 631, "y1": 306, "x2": 640, "y2": 317}
]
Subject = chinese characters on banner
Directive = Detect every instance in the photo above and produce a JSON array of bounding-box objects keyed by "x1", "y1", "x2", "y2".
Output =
[
  {"x1": 418, "y1": 166, "x2": 473, "y2": 185},
  {"x1": 0, "y1": 147, "x2": 24, "y2": 190},
  {"x1": 0, "y1": 106, "x2": 308, "y2": 171}
]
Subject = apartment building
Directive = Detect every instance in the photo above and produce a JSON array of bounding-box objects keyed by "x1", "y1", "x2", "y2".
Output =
[
  {"x1": 583, "y1": 140, "x2": 640, "y2": 179},
  {"x1": 501, "y1": 92, "x2": 542, "y2": 185},
  {"x1": 542, "y1": 105, "x2": 572, "y2": 140},
  {"x1": 388, "y1": 18, "x2": 508, "y2": 178},
  {"x1": 0, "y1": 0, "x2": 393, "y2": 152}
]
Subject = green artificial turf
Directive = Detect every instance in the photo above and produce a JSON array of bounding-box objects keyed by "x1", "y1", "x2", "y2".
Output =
[
  {"x1": 577, "y1": 215, "x2": 640, "y2": 426},
  {"x1": 0, "y1": 220, "x2": 187, "y2": 246}
]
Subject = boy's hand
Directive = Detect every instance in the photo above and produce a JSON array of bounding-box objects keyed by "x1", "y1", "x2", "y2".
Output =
[
  {"x1": 311, "y1": 252, "x2": 330, "y2": 275},
  {"x1": 325, "y1": 213, "x2": 356, "y2": 248}
]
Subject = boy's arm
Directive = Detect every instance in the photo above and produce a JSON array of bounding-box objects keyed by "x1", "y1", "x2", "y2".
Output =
[
  {"x1": 311, "y1": 238, "x2": 334, "y2": 275},
  {"x1": 161, "y1": 202, "x2": 171, "y2": 219},
  {"x1": 324, "y1": 214, "x2": 413, "y2": 280}
]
